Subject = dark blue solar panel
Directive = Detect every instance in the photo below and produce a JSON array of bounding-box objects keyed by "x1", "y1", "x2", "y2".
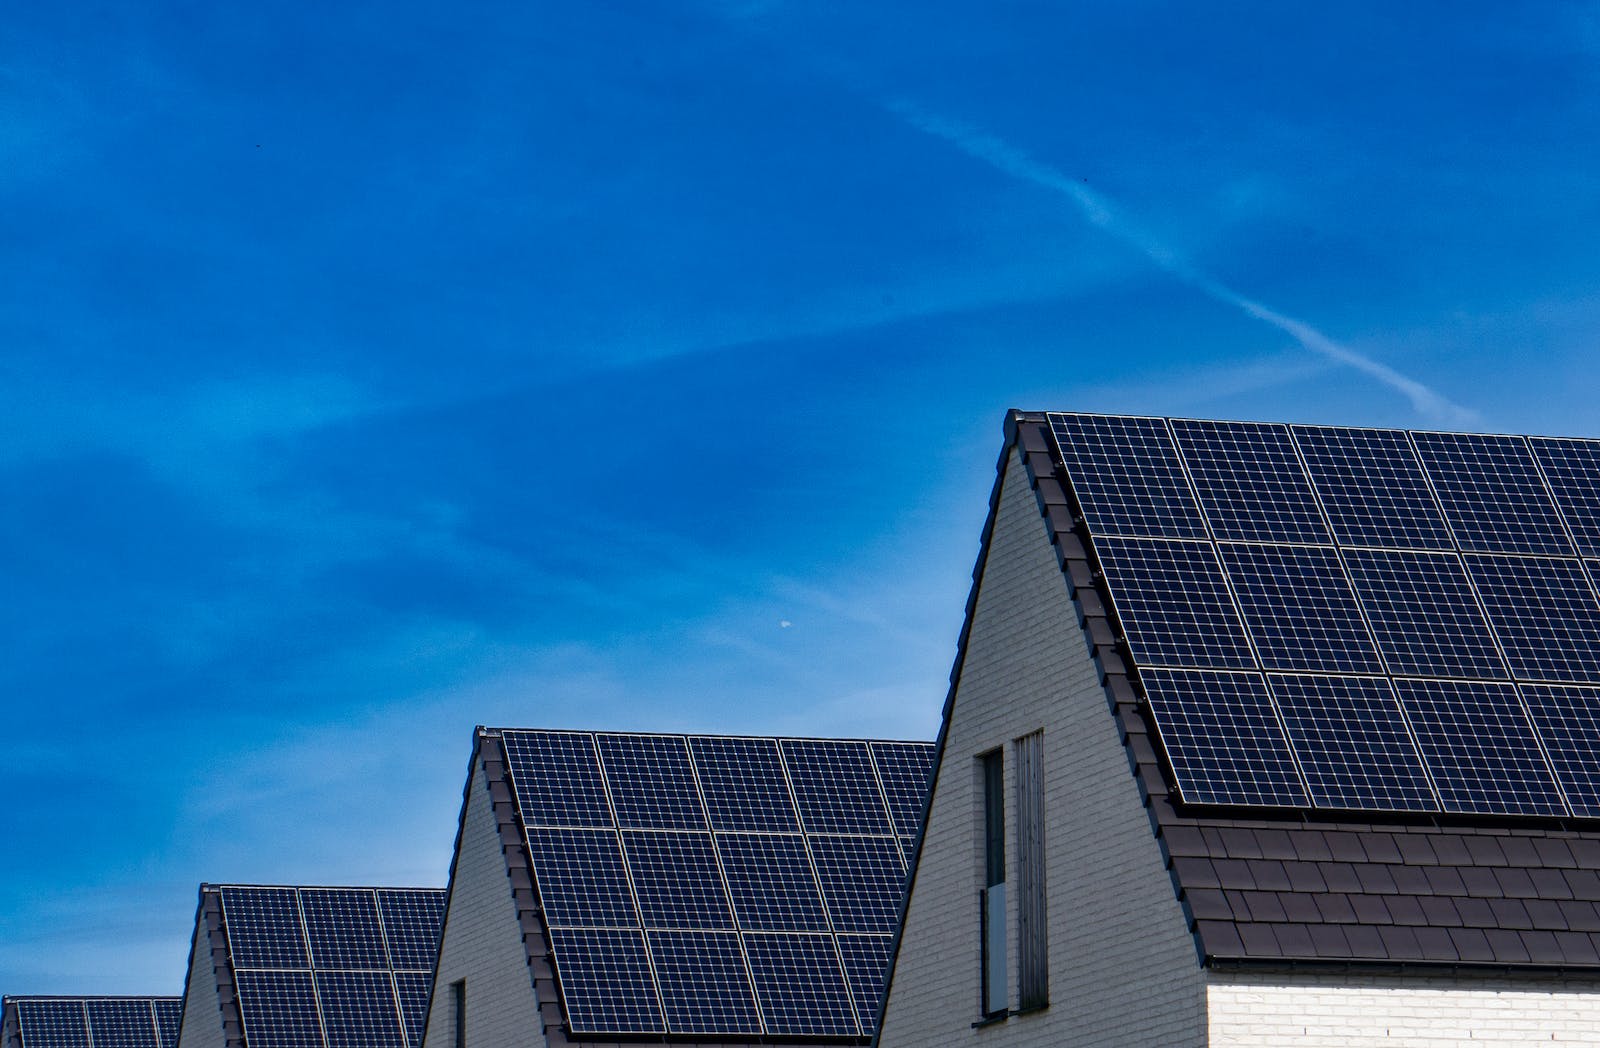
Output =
[
  {"x1": 374, "y1": 889, "x2": 445, "y2": 970},
  {"x1": 743, "y1": 933, "x2": 860, "y2": 1037},
  {"x1": 1169, "y1": 419, "x2": 1329, "y2": 544},
  {"x1": 646, "y1": 931, "x2": 763, "y2": 1035},
  {"x1": 234, "y1": 971, "x2": 324, "y2": 1048},
  {"x1": 391, "y1": 972, "x2": 430, "y2": 1048},
  {"x1": 1291, "y1": 425, "x2": 1454, "y2": 549},
  {"x1": 596, "y1": 734, "x2": 707, "y2": 830},
  {"x1": 898, "y1": 836, "x2": 918, "y2": 870},
  {"x1": 1520, "y1": 684, "x2": 1600, "y2": 818},
  {"x1": 1343, "y1": 548, "x2": 1506, "y2": 679},
  {"x1": 715, "y1": 833, "x2": 829, "y2": 931},
  {"x1": 501, "y1": 730, "x2": 613, "y2": 828},
  {"x1": 687, "y1": 736, "x2": 800, "y2": 833},
  {"x1": 1392, "y1": 679, "x2": 1567, "y2": 817},
  {"x1": 1046, "y1": 413, "x2": 1207, "y2": 538},
  {"x1": 16, "y1": 1001, "x2": 88, "y2": 1048},
  {"x1": 1139, "y1": 669, "x2": 1308, "y2": 807},
  {"x1": 220, "y1": 886, "x2": 310, "y2": 969},
  {"x1": 807, "y1": 835, "x2": 906, "y2": 934},
  {"x1": 549, "y1": 928, "x2": 664, "y2": 1035},
  {"x1": 869, "y1": 741, "x2": 935, "y2": 838},
  {"x1": 153, "y1": 1000, "x2": 181, "y2": 1048},
  {"x1": 525, "y1": 828, "x2": 639, "y2": 928},
  {"x1": 1467, "y1": 555, "x2": 1600, "y2": 682},
  {"x1": 1094, "y1": 537, "x2": 1255, "y2": 670},
  {"x1": 1218, "y1": 543, "x2": 1381, "y2": 673},
  {"x1": 780, "y1": 740, "x2": 892, "y2": 835},
  {"x1": 1268, "y1": 674, "x2": 1437, "y2": 812},
  {"x1": 299, "y1": 888, "x2": 388, "y2": 969},
  {"x1": 315, "y1": 971, "x2": 404, "y2": 1048},
  {"x1": 1531, "y1": 437, "x2": 1600, "y2": 556},
  {"x1": 1412, "y1": 432, "x2": 1572, "y2": 555},
  {"x1": 84, "y1": 1000, "x2": 156, "y2": 1048},
  {"x1": 623, "y1": 831, "x2": 735, "y2": 929},
  {"x1": 836, "y1": 935, "x2": 893, "y2": 1032}
]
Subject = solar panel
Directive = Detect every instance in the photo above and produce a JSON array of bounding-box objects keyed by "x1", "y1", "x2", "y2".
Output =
[
  {"x1": 597, "y1": 733, "x2": 707, "y2": 830},
  {"x1": 743, "y1": 933, "x2": 860, "y2": 1037},
  {"x1": 1342, "y1": 548, "x2": 1505, "y2": 679},
  {"x1": 526, "y1": 828, "x2": 639, "y2": 928},
  {"x1": 1045, "y1": 413, "x2": 1208, "y2": 538},
  {"x1": 714, "y1": 833, "x2": 830, "y2": 931},
  {"x1": 807, "y1": 835, "x2": 906, "y2": 934},
  {"x1": 547, "y1": 928, "x2": 664, "y2": 1035},
  {"x1": 220, "y1": 886, "x2": 310, "y2": 969},
  {"x1": 153, "y1": 1000, "x2": 181, "y2": 1048},
  {"x1": 869, "y1": 740, "x2": 934, "y2": 838},
  {"x1": 84, "y1": 1000, "x2": 157, "y2": 1048},
  {"x1": 16, "y1": 1001, "x2": 88, "y2": 1048},
  {"x1": 623, "y1": 830, "x2": 735, "y2": 929},
  {"x1": 1139, "y1": 669, "x2": 1308, "y2": 807},
  {"x1": 1217, "y1": 543, "x2": 1382, "y2": 673},
  {"x1": 1531, "y1": 436, "x2": 1600, "y2": 556},
  {"x1": 501, "y1": 730, "x2": 614, "y2": 828},
  {"x1": 780, "y1": 739, "x2": 893, "y2": 835},
  {"x1": 391, "y1": 972, "x2": 431, "y2": 1048},
  {"x1": 1411, "y1": 432, "x2": 1573, "y2": 555},
  {"x1": 1520, "y1": 684, "x2": 1600, "y2": 818},
  {"x1": 687, "y1": 736, "x2": 800, "y2": 833},
  {"x1": 1268, "y1": 674, "x2": 1436, "y2": 812},
  {"x1": 234, "y1": 971, "x2": 324, "y2": 1048},
  {"x1": 1169, "y1": 418, "x2": 1330, "y2": 544},
  {"x1": 314, "y1": 971, "x2": 405, "y2": 1048},
  {"x1": 1290, "y1": 425, "x2": 1454, "y2": 549},
  {"x1": 375, "y1": 889, "x2": 445, "y2": 970},
  {"x1": 646, "y1": 930, "x2": 763, "y2": 1035},
  {"x1": 1466, "y1": 554, "x2": 1600, "y2": 682},
  {"x1": 299, "y1": 888, "x2": 389, "y2": 969},
  {"x1": 1392, "y1": 679, "x2": 1567, "y2": 817},
  {"x1": 836, "y1": 935, "x2": 894, "y2": 1031},
  {"x1": 1093, "y1": 537, "x2": 1256, "y2": 670}
]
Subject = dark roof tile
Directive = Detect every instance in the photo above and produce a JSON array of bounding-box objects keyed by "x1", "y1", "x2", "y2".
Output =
[
  {"x1": 1212, "y1": 859, "x2": 1253, "y2": 890},
  {"x1": 1219, "y1": 828, "x2": 1263, "y2": 858},
  {"x1": 1460, "y1": 867, "x2": 1503, "y2": 897},
  {"x1": 1324, "y1": 832, "x2": 1368, "y2": 863},
  {"x1": 1523, "y1": 899, "x2": 1570, "y2": 931},
  {"x1": 1320, "y1": 862, "x2": 1362, "y2": 894},
  {"x1": 1533, "y1": 838, "x2": 1578, "y2": 869},
  {"x1": 1315, "y1": 893, "x2": 1358, "y2": 924},
  {"x1": 1417, "y1": 896, "x2": 1462, "y2": 927},
  {"x1": 1282, "y1": 861, "x2": 1327, "y2": 893},
  {"x1": 1422, "y1": 865, "x2": 1468, "y2": 896},
  {"x1": 1286, "y1": 830, "x2": 1334, "y2": 862},
  {"x1": 1449, "y1": 927, "x2": 1496, "y2": 962},
  {"x1": 1349, "y1": 895, "x2": 1393, "y2": 925},
  {"x1": 1343, "y1": 924, "x2": 1387, "y2": 960},
  {"x1": 1390, "y1": 865, "x2": 1432, "y2": 896},
  {"x1": 1565, "y1": 869, "x2": 1600, "y2": 902},
  {"x1": 1464, "y1": 837, "x2": 1508, "y2": 866},
  {"x1": 1307, "y1": 923, "x2": 1353, "y2": 958},
  {"x1": 1487, "y1": 899, "x2": 1533, "y2": 930},
  {"x1": 1254, "y1": 829, "x2": 1297, "y2": 861},
  {"x1": 1493, "y1": 868, "x2": 1537, "y2": 898},
  {"x1": 1247, "y1": 861, "x2": 1292, "y2": 892},
  {"x1": 1377, "y1": 925, "x2": 1425, "y2": 960},
  {"x1": 1394, "y1": 835, "x2": 1438, "y2": 866},
  {"x1": 1483, "y1": 928, "x2": 1532, "y2": 964},
  {"x1": 1272, "y1": 923, "x2": 1316, "y2": 957},
  {"x1": 1360, "y1": 834, "x2": 1403, "y2": 864},
  {"x1": 1196, "y1": 920, "x2": 1245, "y2": 959},
  {"x1": 1162, "y1": 826, "x2": 1208, "y2": 857},
  {"x1": 1237, "y1": 922, "x2": 1283, "y2": 959},
  {"x1": 1528, "y1": 868, "x2": 1575, "y2": 901},
  {"x1": 1454, "y1": 897, "x2": 1496, "y2": 928},
  {"x1": 1354, "y1": 864, "x2": 1399, "y2": 895},
  {"x1": 1564, "y1": 902, "x2": 1600, "y2": 933},
  {"x1": 1171, "y1": 857, "x2": 1219, "y2": 890},
  {"x1": 1499, "y1": 836, "x2": 1541, "y2": 867},
  {"x1": 1384, "y1": 895, "x2": 1427, "y2": 926},
  {"x1": 1280, "y1": 892, "x2": 1322, "y2": 924},
  {"x1": 1184, "y1": 889, "x2": 1232, "y2": 921},
  {"x1": 1412, "y1": 926, "x2": 1459, "y2": 961},
  {"x1": 1555, "y1": 931, "x2": 1600, "y2": 965},
  {"x1": 1428, "y1": 835, "x2": 1473, "y2": 865},
  {"x1": 1241, "y1": 891, "x2": 1287, "y2": 923},
  {"x1": 1569, "y1": 839, "x2": 1600, "y2": 868},
  {"x1": 1521, "y1": 930, "x2": 1564, "y2": 965}
]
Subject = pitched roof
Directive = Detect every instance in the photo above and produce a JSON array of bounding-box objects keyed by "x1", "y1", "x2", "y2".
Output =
[
  {"x1": 964, "y1": 411, "x2": 1600, "y2": 971},
  {"x1": 2, "y1": 997, "x2": 181, "y2": 1048},
  {"x1": 469, "y1": 727, "x2": 933, "y2": 1044}
]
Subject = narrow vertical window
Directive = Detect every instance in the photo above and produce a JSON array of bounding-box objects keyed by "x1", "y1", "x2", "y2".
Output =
[
  {"x1": 981, "y1": 749, "x2": 1007, "y2": 1018},
  {"x1": 1015, "y1": 730, "x2": 1048, "y2": 1010},
  {"x1": 452, "y1": 978, "x2": 466, "y2": 1048}
]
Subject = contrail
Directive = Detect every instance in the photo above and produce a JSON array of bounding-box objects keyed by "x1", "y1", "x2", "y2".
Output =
[{"x1": 887, "y1": 100, "x2": 1478, "y2": 426}]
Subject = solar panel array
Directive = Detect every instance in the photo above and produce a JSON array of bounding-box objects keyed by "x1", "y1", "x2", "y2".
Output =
[
  {"x1": 1047, "y1": 412, "x2": 1600, "y2": 820},
  {"x1": 214, "y1": 885, "x2": 445, "y2": 1048},
  {"x1": 498, "y1": 730, "x2": 935, "y2": 1039},
  {"x1": 9, "y1": 998, "x2": 181, "y2": 1048}
]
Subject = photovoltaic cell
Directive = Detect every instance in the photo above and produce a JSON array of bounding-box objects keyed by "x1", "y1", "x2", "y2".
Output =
[
  {"x1": 622, "y1": 831, "x2": 735, "y2": 929},
  {"x1": 220, "y1": 886, "x2": 309, "y2": 969},
  {"x1": 1169, "y1": 419, "x2": 1329, "y2": 544},
  {"x1": 1467, "y1": 555, "x2": 1600, "y2": 682},
  {"x1": 1291, "y1": 425, "x2": 1454, "y2": 549},
  {"x1": 1411, "y1": 432, "x2": 1572, "y2": 555},
  {"x1": 807, "y1": 835, "x2": 906, "y2": 934},
  {"x1": 1217, "y1": 543, "x2": 1381, "y2": 673},
  {"x1": 1268, "y1": 674, "x2": 1436, "y2": 812},
  {"x1": 780, "y1": 739, "x2": 892, "y2": 835},
  {"x1": 1045, "y1": 413, "x2": 1207, "y2": 538},
  {"x1": 234, "y1": 971, "x2": 324, "y2": 1048},
  {"x1": 84, "y1": 1000, "x2": 157, "y2": 1048},
  {"x1": 1520, "y1": 684, "x2": 1600, "y2": 818},
  {"x1": 391, "y1": 972, "x2": 431, "y2": 1048},
  {"x1": 548, "y1": 928, "x2": 664, "y2": 1035},
  {"x1": 715, "y1": 833, "x2": 829, "y2": 931},
  {"x1": 501, "y1": 730, "x2": 613, "y2": 828},
  {"x1": 1342, "y1": 548, "x2": 1506, "y2": 679},
  {"x1": 1393, "y1": 679, "x2": 1567, "y2": 817},
  {"x1": 1140, "y1": 669, "x2": 1308, "y2": 807},
  {"x1": 596, "y1": 733, "x2": 706, "y2": 830},
  {"x1": 1531, "y1": 436, "x2": 1600, "y2": 556},
  {"x1": 743, "y1": 933, "x2": 860, "y2": 1037},
  {"x1": 375, "y1": 889, "x2": 446, "y2": 971},
  {"x1": 1094, "y1": 537, "x2": 1255, "y2": 670},
  {"x1": 869, "y1": 740, "x2": 935, "y2": 837},
  {"x1": 646, "y1": 931, "x2": 762, "y2": 1035},
  {"x1": 154, "y1": 1000, "x2": 182, "y2": 1048},
  {"x1": 836, "y1": 935, "x2": 894, "y2": 1031},
  {"x1": 16, "y1": 1001, "x2": 88, "y2": 1048},
  {"x1": 526, "y1": 828, "x2": 638, "y2": 928},
  {"x1": 299, "y1": 888, "x2": 388, "y2": 970},
  {"x1": 314, "y1": 971, "x2": 405, "y2": 1048},
  {"x1": 687, "y1": 736, "x2": 800, "y2": 833}
]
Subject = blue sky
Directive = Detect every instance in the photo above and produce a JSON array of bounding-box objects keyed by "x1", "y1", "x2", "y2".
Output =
[{"x1": 5, "y1": 0, "x2": 1600, "y2": 993}]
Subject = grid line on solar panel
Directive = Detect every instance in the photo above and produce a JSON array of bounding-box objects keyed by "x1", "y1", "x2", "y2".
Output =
[
  {"x1": 153, "y1": 1001, "x2": 181, "y2": 1048},
  {"x1": 1465, "y1": 554, "x2": 1600, "y2": 682},
  {"x1": 1217, "y1": 543, "x2": 1382, "y2": 674},
  {"x1": 391, "y1": 972, "x2": 430, "y2": 1048},
  {"x1": 548, "y1": 928, "x2": 665, "y2": 1035},
  {"x1": 806, "y1": 835, "x2": 906, "y2": 934},
  {"x1": 17, "y1": 1001, "x2": 89, "y2": 1048},
  {"x1": 868, "y1": 741, "x2": 935, "y2": 838},
  {"x1": 220, "y1": 886, "x2": 311, "y2": 969},
  {"x1": 373, "y1": 890, "x2": 445, "y2": 971},
  {"x1": 314, "y1": 971, "x2": 404, "y2": 1048},
  {"x1": 525, "y1": 828, "x2": 640, "y2": 928},
  {"x1": 1139, "y1": 669, "x2": 1309, "y2": 807},
  {"x1": 1341, "y1": 548, "x2": 1507, "y2": 680},
  {"x1": 234, "y1": 970, "x2": 325, "y2": 1048},
  {"x1": 1520, "y1": 684, "x2": 1600, "y2": 818},
  {"x1": 1094, "y1": 537, "x2": 1257, "y2": 670},
  {"x1": 1267, "y1": 674, "x2": 1438, "y2": 812},
  {"x1": 836, "y1": 934, "x2": 894, "y2": 1033},
  {"x1": 713, "y1": 833, "x2": 830, "y2": 931},
  {"x1": 1290, "y1": 425, "x2": 1455, "y2": 550},
  {"x1": 1531, "y1": 437, "x2": 1600, "y2": 557},
  {"x1": 1045, "y1": 412, "x2": 1208, "y2": 538},
  {"x1": 84, "y1": 999, "x2": 158, "y2": 1048},
  {"x1": 742, "y1": 932, "x2": 860, "y2": 1037},
  {"x1": 1169, "y1": 419, "x2": 1330, "y2": 544},
  {"x1": 645, "y1": 930, "x2": 764, "y2": 1036},
  {"x1": 779, "y1": 739, "x2": 893, "y2": 835},
  {"x1": 298, "y1": 888, "x2": 389, "y2": 970},
  {"x1": 686, "y1": 736, "x2": 801, "y2": 832},
  {"x1": 622, "y1": 830, "x2": 736, "y2": 929},
  {"x1": 595, "y1": 733, "x2": 707, "y2": 830},
  {"x1": 1391, "y1": 679, "x2": 1568, "y2": 817},
  {"x1": 500, "y1": 730, "x2": 615, "y2": 828},
  {"x1": 1411, "y1": 432, "x2": 1573, "y2": 555}
]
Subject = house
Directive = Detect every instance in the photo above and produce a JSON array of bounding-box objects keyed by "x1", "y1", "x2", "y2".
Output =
[
  {"x1": 423, "y1": 727, "x2": 932, "y2": 1047},
  {"x1": 878, "y1": 411, "x2": 1600, "y2": 1046},
  {"x1": 2, "y1": 996, "x2": 181, "y2": 1048},
  {"x1": 176, "y1": 883, "x2": 444, "y2": 1048}
]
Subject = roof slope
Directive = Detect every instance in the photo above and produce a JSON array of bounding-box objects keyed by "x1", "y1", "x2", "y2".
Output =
[
  {"x1": 2, "y1": 997, "x2": 182, "y2": 1048},
  {"x1": 1002, "y1": 411, "x2": 1600, "y2": 971}
]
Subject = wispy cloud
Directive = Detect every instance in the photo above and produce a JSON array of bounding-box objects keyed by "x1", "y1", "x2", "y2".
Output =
[{"x1": 887, "y1": 100, "x2": 1479, "y2": 426}]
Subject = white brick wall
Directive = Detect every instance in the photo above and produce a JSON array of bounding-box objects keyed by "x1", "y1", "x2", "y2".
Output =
[
  {"x1": 878, "y1": 447, "x2": 1206, "y2": 1047},
  {"x1": 422, "y1": 755, "x2": 547, "y2": 1048},
  {"x1": 1208, "y1": 969, "x2": 1600, "y2": 1046},
  {"x1": 175, "y1": 919, "x2": 224, "y2": 1048}
]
